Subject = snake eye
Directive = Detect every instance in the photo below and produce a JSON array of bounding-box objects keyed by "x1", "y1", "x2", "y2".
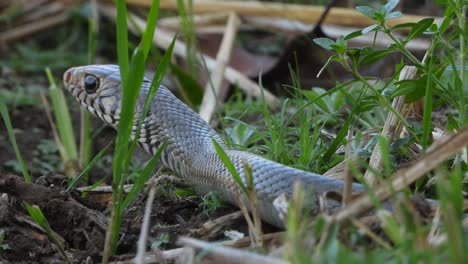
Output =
[{"x1": 84, "y1": 75, "x2": 99, "y2": 93}]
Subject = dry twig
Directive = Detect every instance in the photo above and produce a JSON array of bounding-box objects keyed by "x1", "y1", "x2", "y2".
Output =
[
  {"x1": 364, "y1": 66, "x2": 417, "y2": 186},
  {"x1": 127, "y1": 0, "x2": 440, "y2": 28},
  {"x1": 177, "y1": 236, "x2": 287, "y2": 264},
  {"x1": 334, "y1": 127, "x2": 468, "y2": 223},
  {"x1": 199, "y1": 12, "x2": 241, "y2": 122},
  {"x1": 98, "y1": 4, "x2": 280, "y2": 108}
]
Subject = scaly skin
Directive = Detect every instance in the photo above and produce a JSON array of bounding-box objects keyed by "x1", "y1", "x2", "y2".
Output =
[{"x1": 63, "y1": 65, "x2": 364, "y2": 227}]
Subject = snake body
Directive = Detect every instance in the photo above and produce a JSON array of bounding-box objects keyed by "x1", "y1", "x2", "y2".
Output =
[{"x1": 63, "y1": 65, "x2": 364, "y2": 227}]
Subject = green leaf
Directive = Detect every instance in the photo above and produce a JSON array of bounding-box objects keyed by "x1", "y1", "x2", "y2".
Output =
[
  {"x1": 383, "y1": 0, "x2": 400, "y2": 13},
  {"x1": 302, "y1": 90, "x2": 330, "y2": 113},
  {"x1": 344, "y1": 29, "x2": 364, "y2": 40},
  {"x1": 313, "y1": 38, "x2": 336, "y2": 50},
  {"x1": 385, "y1": 11, "x2": 402, "y2": 20},
  {"x1": 407, "y1": 18, "x2": 434, "y2": 41},
  {"x1": 356, "y1": 5, "x2": 377, "y2": 19},
  {"x1": 362, "y1": 24, "x2": 379, "y2": 35},
  {"x1": 391, "y1": 22, "x2": 417, "y2": 30},
  {"x1": 360, "y1": 49, "x2": 396, "y2": 66}
]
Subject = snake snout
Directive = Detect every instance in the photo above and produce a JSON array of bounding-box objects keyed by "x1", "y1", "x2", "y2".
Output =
[{"x1": 63, "y1": 67, "x2": 76, "y2": 85}]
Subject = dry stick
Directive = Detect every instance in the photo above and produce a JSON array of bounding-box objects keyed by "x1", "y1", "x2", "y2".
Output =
[
  {"x1": 363, "y1": 66, "x2": 417, "y2": 186},
  {"x1": 98, "y1": 4, "x2": 280, "y2": 108},
  {"x1": 221, "y1": 232, "x2": 284, "y2": 248},
  {"x1": 342, "y1": 127, "x2": 354, "y2": 206},
  {"x1": 0, "y1": 12, "x2": 67, "y2": 43},
  {"x1": 177, "y1": 237, "x2": 288, "y2": 264},
  {"x1": 20, "y1": 1, "x2": 64, "y2": 23},
  {"x1": 109, "y1": 247, "x2": 194, "y2": 264},
  {"x1": 199, "y1": 12, "x2": 241, "y2": 123},
  {"x1": 40, "y1": 93, "x2": 67, "y2": 162},
  {"x1": 190, "y1": 211, "x2": 243, "y2": 239},
  {"x1": 333, "y1": 127, "x2": 468, "y2": 223},
  {"x1": 244, "y1": 17, "x2": 431, "y2": 51},
  {"x1": 158, "y1": 13, "x2": 229, "y2": 30},
  {"x1": 127, "y1": 0, "x2": 440, "y2": 28},
  {"x1": 160, "y1": 15, "x2": 430, "y2": 51},
  {"x1": 135, "y1": 188, "x2": 157, "y2": 264}
]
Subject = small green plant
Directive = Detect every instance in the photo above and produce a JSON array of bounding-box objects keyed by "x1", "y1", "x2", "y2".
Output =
[
  {"x1": 151, "y1": 233, "x2": 171, "y2": 249},
  {"x1": 24, "y1": 203, "x2": 69, "y2": 262},
  {"x1": 200, "y1": 192, "x2": 224, "y2": 216},
  {"x1": 0, "y1": 229, "x2": 9, "y2": 251},
  {"x1": 0, "y1": 101, "x2": 31, "y2": 183}
]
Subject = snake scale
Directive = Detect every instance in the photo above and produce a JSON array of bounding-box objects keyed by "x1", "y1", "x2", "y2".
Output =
[{"x1": 63, "y1": 64, "x2": 364, "y2": 227}]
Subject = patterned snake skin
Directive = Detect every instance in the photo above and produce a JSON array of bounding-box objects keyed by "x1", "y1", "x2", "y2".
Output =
[{"x1": 63, "y1": 65, "x2": 364, "y2": 227}]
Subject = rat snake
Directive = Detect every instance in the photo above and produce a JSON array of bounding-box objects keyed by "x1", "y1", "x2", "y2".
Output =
[{"x1": 63, "y1": 64, "x2": 364, "y2": 227}]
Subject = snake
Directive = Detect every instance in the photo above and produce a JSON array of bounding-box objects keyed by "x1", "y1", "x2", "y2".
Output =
[{"x1": 63, "y1": 64, "x2": 364, "y2": 228}]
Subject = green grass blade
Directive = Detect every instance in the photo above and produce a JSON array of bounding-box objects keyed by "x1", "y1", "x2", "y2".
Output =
[
  {"x1": 0, "y1": 102, "x2": 31, "y2": 183},
  {"x1": 46, "y1": 68, "x2": 78, "y2": 163},
  {"x1": 140, "y1": 0, "x2": 160, "y2": 57},
  {"x1": 422, "y1": 52, "x2": 434, "y2": 150},
  {"x1": 108, "y1": 0, "x2": 162, "y2": 256},
  {"x1": 124, "y1": 36, "x2": 176, "y2": 167},
  {"x1": 122, "y1": 140, "x2": 167, "y2": 210},
  {"x1": 116, "y1": 0, "x2": 129, "y2": 86},
  {"x1": 24, "y1": 203, "x2": 69, "y2": 262},
  {"x1": 212, "y1": 138, "x2": 248, "y2": 195},
  {"x1": 67, "y1": 142, "x2": 112, "y2": 191}
]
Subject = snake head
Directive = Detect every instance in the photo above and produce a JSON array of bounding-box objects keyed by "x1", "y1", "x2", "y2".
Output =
[{"x1": 63, "y1": 65, "x2": 123, "y2": 126}]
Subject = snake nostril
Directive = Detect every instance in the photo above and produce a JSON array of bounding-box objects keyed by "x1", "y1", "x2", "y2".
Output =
[{"x1": 64, "y1": 70, "x2": 72, "y2": 83}]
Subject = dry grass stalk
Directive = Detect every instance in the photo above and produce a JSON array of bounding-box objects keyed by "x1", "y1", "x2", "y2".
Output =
[
  {"x1": 76, "y1": 184, "x2": 133, "y2": 193},
  {"x1": 0, "y1": 12, "x2": 67, "y2": 43},
  {"x1": 190, "y1": 211, "x2": 243, "y2": 239},
  {"x1": 127, "y1": 0, "x2": 440, "y2": 28},
  {"x1": 350, "y1": 218, "x2": 393, "y2": 250},
  {"x1": 342, "y1": 128, "x2": 355, "y2": 206},
  {"x1": 177, "y1": 236, "x2": 288, "y2": 264},
  {"x1": 221, "y1": 232, "x2": 284, "y2": 248},
  {"x1": 364, "y1": 66, "x2": 417, "y2": 186},
  {"x1": 161, "y1": 15, "x2": 431, "y2": 51},
  {"x1": 98, "y1": 4, "x2": 280, "y2": 108},
  {"x1": 199, "y1": 12, "x2": 241, "y2": 123},
  {"x1": 334, "y1": 126, "x2": 468, "y2": 223},
  {"x1": 135, "y1": 188, "x2": 157, "y2": 264},
  {"x1": 244, "y1": 17, "x2": 431, "y2": 51},
  {"x1": 109, "y1": 247, "x2": 194, "y2": 264},
  {"x1": 158, "y1": 13, "x2": 229, "y2": 30}
]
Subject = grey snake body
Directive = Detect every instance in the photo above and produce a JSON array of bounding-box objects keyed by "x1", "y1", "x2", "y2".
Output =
[{"x1": 63, "y1": 64, "x2": 364, "y2": 227}]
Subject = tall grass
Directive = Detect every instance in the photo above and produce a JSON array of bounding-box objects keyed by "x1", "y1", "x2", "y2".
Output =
[
  {"x1": 218, "y1": 0, "x2": 467, "y2": 262},
  {"x1": 0, "y1": 102, "x2": 31, "y2": 183},
  {"x1": 102, "y1": 0, "x2": 176, "y2": 261}
]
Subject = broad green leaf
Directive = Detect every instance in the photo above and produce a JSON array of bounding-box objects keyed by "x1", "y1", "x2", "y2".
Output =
[
  {"x1": 385, "y1": 11, "x2": 402, "y2": 20},
  {"x1": 313, "y1": 37, "x2": 336, "y2": 51},
  {"x1": 344, "y1": 29, "x2": 364, "y2": 40},
  {"x1": 384, "y1": 0, "x2": 400, "y2": 13},
  {"x1": 356, "y1": 6, "x2": 377, "y2": 19},
  {"x1": 407, "y1": 18, "x2": 434, "y2": 41},
  {"x1": 360, "y1": 49, "x2": 396, "y2": 66},
  {"x1": 362, "y1": 24, "x2": 379, "y2": 35}
]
